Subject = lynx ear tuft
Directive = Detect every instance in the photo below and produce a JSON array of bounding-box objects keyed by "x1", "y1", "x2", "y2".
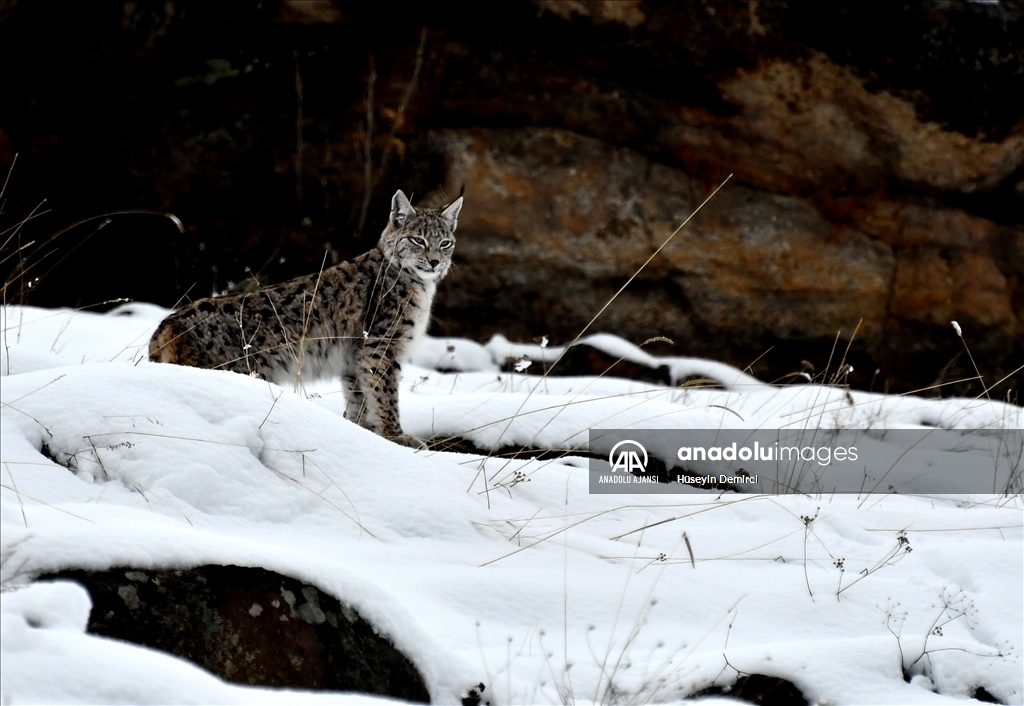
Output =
[
  {"x1": 441, "y1": 196, "x2": 463, "y2": 233},
  {"x1": 391, "y1": 190, "x2": 416, "y2": 228}
]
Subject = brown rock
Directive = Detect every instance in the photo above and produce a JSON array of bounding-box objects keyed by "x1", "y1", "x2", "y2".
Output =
[
  {"x1": 276, "y1": 1, "x2": 345, "y2": 25},
  {"x1": 694, "y1": 53, "x2": 1024, "y2": 195},
  {"x1": 434, "y1": 124, "x2": 1021, "y2": 393},
  {"x1": 890, "y1": 248, "x2": 1019, "y2": 333},
  {"x1": 855, "y1": 200, "x2": 1004, "y2": 249},
  {"x1": 440, "y1": 127, "x2": 894, "y2": 353},
  {"x1": 533, "y1": 0, "x2": 646, "y2": 29}
]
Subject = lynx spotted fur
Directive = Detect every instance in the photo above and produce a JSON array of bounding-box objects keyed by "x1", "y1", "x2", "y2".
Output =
[{"x1": 149, "y1": 189, "x2": 462, "y2": 448}]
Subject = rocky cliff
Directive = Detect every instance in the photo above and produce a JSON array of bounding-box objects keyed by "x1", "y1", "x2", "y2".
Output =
[{"x1": 2, "y1": 0, "x2": 1021, "y2": 395}]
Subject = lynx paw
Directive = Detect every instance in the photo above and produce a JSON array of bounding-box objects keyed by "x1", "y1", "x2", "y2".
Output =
[{"x1": 389, "y1": 434, "x2": 428, "y2": 450}]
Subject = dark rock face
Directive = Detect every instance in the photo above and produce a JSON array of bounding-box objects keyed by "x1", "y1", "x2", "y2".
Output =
[
  {"x1": 2, "y1": 0, "x2": 1021, "y2": 396},
  {"x1": 692, "y1": 673, "x2": 810, "y2": 706},
  {"x1": 43, "y1": 565, "x2": 431, "y2": 703}
]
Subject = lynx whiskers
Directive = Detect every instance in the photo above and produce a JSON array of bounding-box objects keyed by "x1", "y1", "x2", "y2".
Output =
[{"x1": 149, "y1": 189, "x2": 463, "y2": 448}]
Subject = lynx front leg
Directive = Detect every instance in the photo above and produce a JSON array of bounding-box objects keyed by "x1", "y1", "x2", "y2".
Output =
[{"x1": 349, "y1": 355, "x2": 425, "y2": 449}]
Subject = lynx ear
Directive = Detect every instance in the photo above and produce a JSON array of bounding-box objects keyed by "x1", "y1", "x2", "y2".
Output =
[
  {"x1": 391, "y1": 190, "x2": 416, "y2": 229},
  {"x1": 441, "y1": 196, "x2": 463, "y2": 233}
]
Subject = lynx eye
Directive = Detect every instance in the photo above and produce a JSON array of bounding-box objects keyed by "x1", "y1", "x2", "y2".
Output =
[
  {"x1": 440, "y1": 239, "x2": 454, "y2": 249},
  {"x1": 407, "y1": 236, "x2": 427, "y2": 248}
]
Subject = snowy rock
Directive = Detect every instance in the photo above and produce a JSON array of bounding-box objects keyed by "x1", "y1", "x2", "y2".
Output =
[
  {"x1": 44, "y1": 565, "x2": 432, "y2": 703},
  {"x1": 1, "y1": 580, "x2": 92, "y2": 634}
]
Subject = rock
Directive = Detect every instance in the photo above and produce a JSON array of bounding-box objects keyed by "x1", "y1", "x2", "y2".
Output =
[
  {"x1": 691, "y1": 673, "x2": 810, "y2": 706},
  {"x1": 890, "y1": 249, "x2": 1018, "y2": 332},
  {"x1": 43, "y1": 565, "x2": 431, "y2": 703},
  {"x1": 434, "y1": 124, "x2": 1021, "y2": 394},
  {"x1": 461, "y1": 682, "x2": 490, "y2": 706},
  {"x1": 534, "y1": 0, "x2": 646, "y2": 29},
  {"x1": 678, "y1": 52, "x2": 1024, "y2": 196}
]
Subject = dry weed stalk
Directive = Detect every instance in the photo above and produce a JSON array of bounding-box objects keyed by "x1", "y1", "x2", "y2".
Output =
[{"x1": 356, "y1": 27, "x2": 428, "y2": 240}]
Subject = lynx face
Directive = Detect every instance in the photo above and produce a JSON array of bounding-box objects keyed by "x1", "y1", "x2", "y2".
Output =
[{"x1": 380, "y1": 190, "x2": 462, "y2": 281}]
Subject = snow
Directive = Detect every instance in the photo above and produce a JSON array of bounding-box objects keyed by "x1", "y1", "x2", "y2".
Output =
[{"x1": 2, "y1": 303, "x2": 1021, "y2": 705}]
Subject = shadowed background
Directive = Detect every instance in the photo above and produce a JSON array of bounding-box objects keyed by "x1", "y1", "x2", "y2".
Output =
[{"x1": 1, "y1": 0, "x2": 1021, "y2": 397}]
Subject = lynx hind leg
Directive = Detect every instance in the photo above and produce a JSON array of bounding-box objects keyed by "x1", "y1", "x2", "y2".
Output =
[{"x1": 149, "y1": 317, "x2": 194, "y2": 365}]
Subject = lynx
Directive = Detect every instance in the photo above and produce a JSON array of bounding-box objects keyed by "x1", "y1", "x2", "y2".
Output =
[{"x1": 149, "y1": 189, "x2": 462, "y2": 448}]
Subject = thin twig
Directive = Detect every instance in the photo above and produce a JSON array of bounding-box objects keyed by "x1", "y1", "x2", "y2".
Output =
[
  {"x1": 0, "y1": 153, "x2": 16, "y2": 203},
  {"x1": 3, "y1": 463, "x2": 28, "y2": 528},
  {"x1": 467, "y1": 176, "x2": 732, "y2": 482},
  {"x1": 294, "y1": 250, "x2": 330, "y2": 390},
  {"x1": 259, "y1": 385, "x2": 284, "y2": 429},
  {"x1": 0, "y1": 483, "x2": 95, "y2": 523},
  {"x1": 294, "y1": 51, "x2": 304, "y2": 208},
  {"x1": 356, "y1": 54, "x2": 377, "y2": 238},
  {"x1": 372, "y1": 27, "x2": 428, "y2": 193}
]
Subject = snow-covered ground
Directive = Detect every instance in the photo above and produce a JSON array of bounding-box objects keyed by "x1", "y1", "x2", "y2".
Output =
[{"x1": 2, "y1": 303, "x2": 1021, "y2": 705}]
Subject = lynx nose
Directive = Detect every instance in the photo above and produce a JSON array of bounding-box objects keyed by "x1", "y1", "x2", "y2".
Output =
[{"x1": 429, "y1": 258, "x2": 440, "y2": 269}]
